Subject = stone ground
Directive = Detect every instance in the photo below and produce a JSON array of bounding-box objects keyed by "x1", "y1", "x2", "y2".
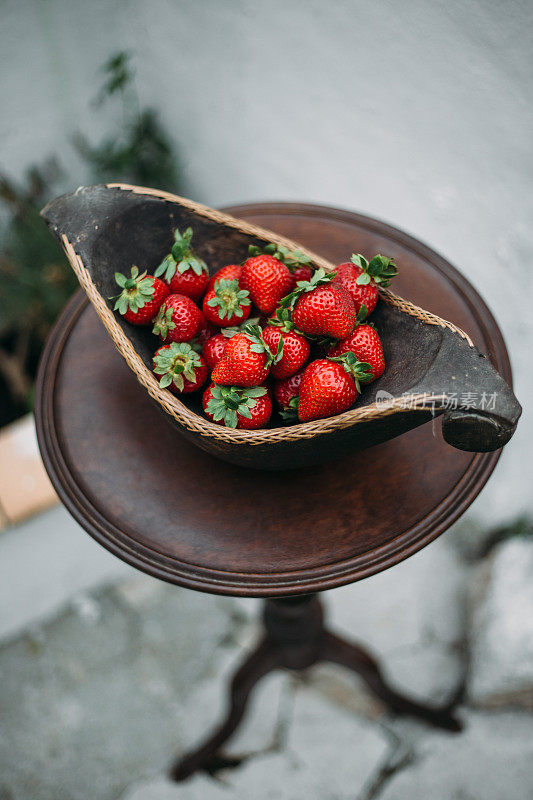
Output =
[{"x1": 1, "y1": 507, "x2": 532, "y2": 800}]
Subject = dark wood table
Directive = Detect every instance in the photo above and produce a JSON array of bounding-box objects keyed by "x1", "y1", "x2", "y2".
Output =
[{"x1": 35, "y1": 202, "x2": 511, "y2": 781}]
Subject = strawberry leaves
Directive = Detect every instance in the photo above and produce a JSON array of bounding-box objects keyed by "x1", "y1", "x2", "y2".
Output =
[
  {"x1": 278, "y1": 267, "x2": 336, "y2": 311},
  {"x1": 279, "y1": 395, "x2": 299, "y2": 420},
  {"x1": 242, "y1": 323, "x2": 283, "y2": 366},
  {"x1": 112, "y1": 265, "x2": 155, "y2": 315},
  {"x1": 153, "y1": 342, "x2": 203, "y2": 392},
  {"x1": 221, "y1": 317, "x2": 260, "y2": 338},
  {"x1": 155, "y1": 227, "x2": 207, "y2": 282},
  {"x1": 328, "y1": 351, "x2": 373, "y2": 391},
  {"x1": 206, "y1": 385, "x2": 267, "y2": 428},
  {"x1": 269, "y1": 306, "x2": 301, "y2": 333},
  {"x1": 350, "y1": 254, "x2": 398, "y2": 287},
  {"x1": 206, "y1": 278, "x2": 251, "y2": 321},
  {"x1": 248, "y1": 242, "x2": 312, "y2": 271},
  {"x1": 152, "y1": 304, "x2": 175, "y2": 338}
]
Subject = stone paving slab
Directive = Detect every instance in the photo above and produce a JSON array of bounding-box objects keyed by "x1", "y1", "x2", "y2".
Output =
[
  {"x1": 378, "y1": 709, "x2": 533, "y2": 800},
  {"x1": 0, "y1": 578, "x2": 235, "y2": 800},
  {"x1": 0, "y1": 506, "x2": 134, "y2": 643},
  {"x1": 121, "y1": 776, "x2": 232, "y2": 800},
  {"x1": 468, "y1": 538, "x2": 533, "y2": 708}
]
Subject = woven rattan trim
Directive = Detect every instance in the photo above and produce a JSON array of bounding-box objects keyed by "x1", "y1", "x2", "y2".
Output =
[
  {"x1": 106, "y1": 183, "x2": 474, "y2": 347},
  {"x1": 57, "y1": 186, "x2": 474, "y2": 445}
]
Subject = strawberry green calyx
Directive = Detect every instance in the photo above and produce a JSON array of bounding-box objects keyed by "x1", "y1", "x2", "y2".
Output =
[
  {"x1": 270, "y1": 307, "x2": 300, "y2": 333},
  {"x1": 207, "y1": 279, "x2": 251, "y2": 321},
  {"x1": 221, "y1": 316, "x2": 260, "y2": 338},
  {"x1": 152, "y1": 304, "x2": 176, "y2": 338},
  {"x1": 242, "y1": 323, "x2": 283, "y2": 366},
  {"x1": 207, "y1": 385, "x2": 267, "y2": 428},
  {"x1": 328, "y1": 352, "x2": 373, "y2": 391},
  {"x1": 248, "y1": 242, "x2": 312, "y2": 272},
  {"x1": 278, "y1": 267, "x2": 336, "y2": 311},
  {"x1": 154, "y1": 343, "x2": 202, "y2": 391},
  {"x1": 279, "y1": 396, "x2": 299, "y2": 420},
  {"x1": 113, "y1": 266, "x2": 155, "y2": 314},
  {"x1": 350, "y1": 254, "x2": 398, "y2": 288},
  {"x1": 155, "y1": 227, "x2": 207, "y2": 282}
]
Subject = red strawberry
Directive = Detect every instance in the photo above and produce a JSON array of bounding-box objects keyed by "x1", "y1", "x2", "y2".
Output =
[
  {"x1": 168, "y1": 269, "x2": 209, "y2": 301},
  {"x1": 247, "y1": 243, "x2": 314, "y2": 291},
  {"x1": 203, "y1": 332, "x2": 228, "y2": 371},
  {"x1": 207, "y1": 264, "x2": 242, "y2": 291},
  {"x1": 203, "y1": 384, "x2": 272, "y2": 429},
  {"x1": 202, "y1": 279, "x2": 251, "y2": 327},
  {"x1": 274, "y1": 370, "x2": 304, "y2": 420},
  {"x1": 298, "y1": 354, "x2": 372, "y2": 422},
  {"x1": 282, "y1": 269, "x2": 356, "y2": 340},
  {"x1": 333, "y1": 254, "x2": 397, "y2": 315},
  {"x1": 152, "y1": 342, "x2": 207, "y2": 394},
  {"x1": 211, "y1": 324, "x2": 283, "y2": 387},
  {"x1": 152, "y1": 294, "x2": 205, "y2": 343},
  {"x1": 290, "y1": 263, "x2": 313, "y2": 288},
  {"x1": 328, "y1": 311, "x2": 385, "y2": 381},
  {"x1": 154, "y1": 227, "x2": 210, "y2": 302},
  {"x1": 112, "y1": 266, "x2": 170, "y2": 325},
  {"x1": 202, "y1": 316, "x2": 261, "y2": 370},
  {"x1": 196, "y1": 320, "x2": 218, "y2": 347},
  {"x1": 262, "y1": 310, "x2": 310, "y2": 379},
  {"x1": 240, "y1": 254, "x2": 293, "y2": 315}
]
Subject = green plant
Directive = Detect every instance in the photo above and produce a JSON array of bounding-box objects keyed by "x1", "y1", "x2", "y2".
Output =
[
  {"x1": 0, "y1": 51, "x2": 180, "y2": 426},
  {"x1": 74, "y1": 51, "x2": 178, "y2": 190}
]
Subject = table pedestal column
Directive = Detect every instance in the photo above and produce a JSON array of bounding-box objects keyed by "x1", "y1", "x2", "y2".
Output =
[{"x1": 171, "y1": 594, "x2": 461, "y2": 781}]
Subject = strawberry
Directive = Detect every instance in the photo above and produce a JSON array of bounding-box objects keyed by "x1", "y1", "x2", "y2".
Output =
[
  {"x1": 202, "y1": 316, "x2": 261, "y2": 370},
  {"x1": 211, "y1": 324, "x2": 283, "y2": 387},
  {"x1": 203, "y1": 384, "x2": 272, "y2": 429},
  {"x1": 196, "y1": 320, "x2": 218, "y2": 347},
  {"x1": 333, "y1": 254, "x2": 397, "y2": 315},
  {"x1": 247, "y1": 243, "x2": 313, "y2": 290},
  {"x1": 280, "y1": 268, "x2": 356, "y2": 340},
  {"x1": 240, "y1": 254, "x2": 293, "y2": 315},
  {"x1": 203, "y1": 332, "x2": 228, "y2": 371},
  {"x1": 202, "y1": 279, "x2": 251, "y2": 327},
  {"x1": 152, "y1": 293, "x2": 205, "y2": 343},
  {"x1": 207, "y1": 263, "x2": 242, "y2": 291},
  {"x1": 112, "y1": 266, "x2": 170, "y2": 325},
  {"x1": 298, "y1": 354, "x2": 372, "y2": 422},
  {"x1": 290, "y1": 263, "x2": 313, "y2": 288},
  {"x1": 328, "y1": 309, "x2": 385, "y2": 382},
  {"x1": 274, "y1": 370, "x2": 304, "y2": 420},
  {"x1": 153, "y1": 342, "x2": 207, "y2": 394},
  {"x1": 155, "y1": 227, "x2": 209, "y2": 301},
  {"x1": 262, "y1": 309, "x2": 310, "y2": 380}
]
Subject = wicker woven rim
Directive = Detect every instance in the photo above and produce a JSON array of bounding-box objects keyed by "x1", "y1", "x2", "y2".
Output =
[{"x1": 57, "y1": 183, "x2": 474, "y2": 445}]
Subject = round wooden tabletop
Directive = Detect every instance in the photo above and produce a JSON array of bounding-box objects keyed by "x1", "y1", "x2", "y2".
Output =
[{"x1": 35, "y1": 203, "x2": 511, "y2": 597}]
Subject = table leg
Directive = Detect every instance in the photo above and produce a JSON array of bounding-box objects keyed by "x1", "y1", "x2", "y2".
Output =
[
  {"x1": 170, "y1": 636, "x2": 282, "y2": 781},
  {"x1": 170, "y1": 593, "x2": 461, "y2": 782},
  {"x1": 322, "y1": 631, "x2": 462, "y2": 731}
]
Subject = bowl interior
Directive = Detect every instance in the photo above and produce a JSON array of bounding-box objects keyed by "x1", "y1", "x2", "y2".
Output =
[{"x1": 87, "y1": 199, "x2": 443, "y2": 426}]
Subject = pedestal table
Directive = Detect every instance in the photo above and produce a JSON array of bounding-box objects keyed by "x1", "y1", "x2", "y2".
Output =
[{"x1": 35, "y1": 203, "x2": 511, "y2": 781}]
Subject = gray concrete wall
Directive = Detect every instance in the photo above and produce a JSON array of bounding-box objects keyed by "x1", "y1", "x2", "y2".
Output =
[{"x1": 1, "y1": 0, "x2": 531, "y2": 523}]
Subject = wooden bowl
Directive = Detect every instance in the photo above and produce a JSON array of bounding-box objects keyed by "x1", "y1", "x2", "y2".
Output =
[{"x1": 41, "y1": 183, "x2": 521, "y2": 469}]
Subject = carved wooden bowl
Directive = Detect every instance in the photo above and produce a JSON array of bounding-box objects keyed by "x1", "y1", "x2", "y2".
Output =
[{"x1": 41, "y1": 183, "x2": 521, "y2": 469}]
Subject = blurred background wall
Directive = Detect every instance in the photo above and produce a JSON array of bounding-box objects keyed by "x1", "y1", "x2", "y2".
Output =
[{"x1": 1, "y1": 0, "x2": 531, "y2": 524}]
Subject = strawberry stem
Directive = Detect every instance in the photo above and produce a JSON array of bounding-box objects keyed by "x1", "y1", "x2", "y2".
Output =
[{"x1": 155, "y1": 227, "x2": 208, "y2": 282}]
